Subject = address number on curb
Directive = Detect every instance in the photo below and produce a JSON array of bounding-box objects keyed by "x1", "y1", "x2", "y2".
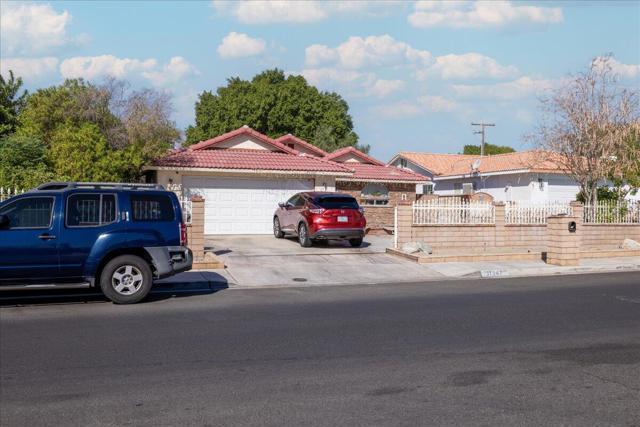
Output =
[{"x1": 480, "y1": 269, "x2": 510, "y2": 278}]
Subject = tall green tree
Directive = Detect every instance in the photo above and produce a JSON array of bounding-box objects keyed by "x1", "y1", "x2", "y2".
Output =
[
  {"x1": 48, "y1": 122, "x2": 128, "y2": 182},
  {"x1": 0, "y1": 134, "x2": 53, "y2": 189},
  {"x1": 186, "y1": 69, "x2": 358, "y2": 152},
  {"x1": 0, "y1": 70, "x2": 29, "y2": 137},
  {"x1": 15, "y1": 78, "x2": 179, "y2": 184},
  {"x1": 463, "y1": 143, "x2": 516, "y2": 155}
]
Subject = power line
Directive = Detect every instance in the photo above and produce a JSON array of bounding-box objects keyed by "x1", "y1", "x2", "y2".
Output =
[{"x1": 471, "y1": 122, "x2": 495, "y2": 156}]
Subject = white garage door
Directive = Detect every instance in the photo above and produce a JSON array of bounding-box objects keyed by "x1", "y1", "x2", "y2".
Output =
[{"x1": 183, "y1": 176, "x2": 314, "y2": 235}]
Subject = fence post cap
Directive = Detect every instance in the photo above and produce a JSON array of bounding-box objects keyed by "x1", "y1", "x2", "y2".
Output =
[
  {"x1": 191, "y1": 195, "x2": 205, "y2": 202},
  {"x1": 493, "y1": 201, "x2": 506, "y2": 207},
  {"x1": 569, "y1": 201, "x2": 584, "y2": 207}
]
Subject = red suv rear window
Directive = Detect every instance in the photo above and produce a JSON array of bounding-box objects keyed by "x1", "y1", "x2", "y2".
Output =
[{"x1": 314, "y1": 196, "x2": 359, "y2": 209}]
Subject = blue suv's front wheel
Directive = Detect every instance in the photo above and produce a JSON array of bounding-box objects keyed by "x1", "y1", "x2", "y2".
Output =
[{"x1": 100, "y1": 255, "x2": 153, "y2": 304}]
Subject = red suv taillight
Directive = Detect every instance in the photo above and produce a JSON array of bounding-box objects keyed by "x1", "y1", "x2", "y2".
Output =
[{"x1": 180, "y1": 222, "x2": 187, "y2": 246}]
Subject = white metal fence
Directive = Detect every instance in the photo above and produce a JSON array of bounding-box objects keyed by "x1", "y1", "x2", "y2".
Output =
[
  {"x1": 583, "y1": 200, "x2": 640, "y2": 224},
  {"x1": 180, "y1": 197, "x2": 192, "y2": 224},
  {"x1": 413, "y1": 199, "x2": 495, "y2": 225},
  {"x1": 0, "y1": 187, "x2": 24, "y2": 202},
  {"x1": 505, "y1": 201, "x2": 573, "y2": 225}
]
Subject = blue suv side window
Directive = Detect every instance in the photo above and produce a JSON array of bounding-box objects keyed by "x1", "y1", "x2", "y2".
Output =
[
  {"x1": 0, "y1": 197, "x2": 54, "y2": 229},
  {"x1": 130, "y1": 194, "x2": 174, "y2": 221},
  {"x1": 66, "y1": 194, "x2": 117, "y2": 227}
]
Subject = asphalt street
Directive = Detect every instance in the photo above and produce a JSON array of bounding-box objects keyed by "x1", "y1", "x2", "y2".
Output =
[{"x1": 1, "y1": 272, "x2": 639, "y2": 427}]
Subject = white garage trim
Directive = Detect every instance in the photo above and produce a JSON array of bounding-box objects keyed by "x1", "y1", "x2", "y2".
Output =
[{"x1": 183, "y1": 176, "x2": 314, "y2": 235}]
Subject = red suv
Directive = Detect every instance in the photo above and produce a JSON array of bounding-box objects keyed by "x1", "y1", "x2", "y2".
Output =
[{"x1": 273, "y1": 192, "x2": 366, "y2": 247}]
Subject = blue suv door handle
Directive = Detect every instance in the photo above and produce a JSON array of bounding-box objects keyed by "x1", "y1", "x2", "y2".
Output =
[{"x1": 38, "y1": 234, "x2": 57, "y2": 240}]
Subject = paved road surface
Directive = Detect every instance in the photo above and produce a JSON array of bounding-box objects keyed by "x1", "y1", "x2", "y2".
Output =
[{"x1": 1, "y1": 272, "x2": 639, "y2": 427}]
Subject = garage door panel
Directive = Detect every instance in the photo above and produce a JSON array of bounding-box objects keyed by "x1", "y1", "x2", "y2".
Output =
[{"x1": 183, "y1": 176, "x2": 314, "y2": 235}]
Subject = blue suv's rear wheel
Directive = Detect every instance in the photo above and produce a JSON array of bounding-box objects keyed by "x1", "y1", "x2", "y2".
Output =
[{"x1": 100, "y1": 255, "x2": 153, "y2": 304}]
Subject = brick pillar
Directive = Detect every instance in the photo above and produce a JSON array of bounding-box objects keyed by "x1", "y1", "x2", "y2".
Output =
[
  {"x1": 570, "y1": 201, "x2": 584, "y2": 225},
  {"x1": 396, "y1": 204, "x2": 413, "y2": 247},
  {"x1": 190, "y1": 196, "x2": 205, "y2": 262},
  {"x1": 546, "y1": 214, "x2": 581, "y2": 266},
  {"x1": 494, "y1": 202, "x2": 506, "y2": 247}
]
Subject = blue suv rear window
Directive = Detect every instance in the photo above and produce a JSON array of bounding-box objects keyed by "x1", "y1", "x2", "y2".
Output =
[
  {"x1": 66, "y1": 194, "x2": 117, "y2": 227},
  {"x1": 130, "y1": 194, "x2": 174, "y2": 221}
]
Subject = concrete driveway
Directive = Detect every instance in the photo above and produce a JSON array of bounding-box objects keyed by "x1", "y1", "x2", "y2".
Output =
[
  {"x1": 205, "y1": 234, "x2": 391, "y2": 256},
  {"x1": 204, "y1": 234, "x2": 445, "y2": 286}
]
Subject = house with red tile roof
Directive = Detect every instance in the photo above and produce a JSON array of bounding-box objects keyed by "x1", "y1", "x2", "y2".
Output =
[
  {"x1": 389, "y1": 150, "x2": 581, "y2": 203},
  {"x1": 146, "y1": 126, "x2": 427, "y2": 235}
]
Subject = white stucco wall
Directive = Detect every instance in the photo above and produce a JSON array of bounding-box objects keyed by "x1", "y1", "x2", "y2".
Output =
[
  {"x1": 294, "y1": 144, "x2": 323, "y2": 157},
  {"x1": 433, "y1": 173, "x2": 580, "y2": 202},
  {"x1": 334, "y1": 152, "x2": 367, "y2": 163},
  {"x1": 216, "y1": 135, "x2": 278, "y2": 151}
]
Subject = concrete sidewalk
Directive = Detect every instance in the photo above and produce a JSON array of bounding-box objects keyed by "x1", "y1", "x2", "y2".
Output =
[{"x1": 159, "y1": 254, "x2": 640, "y2": 289}]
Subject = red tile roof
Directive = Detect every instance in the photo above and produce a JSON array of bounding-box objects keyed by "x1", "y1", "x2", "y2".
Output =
[
  {"x1": 154, "y1": 126, "x2": 428, "y2": 182},
  {"x1": 275, "y1": 134, "x2": 328, "y2": 157},
  {"x1": 342, "y1": 163, "x2": 429, "y2": 182},
  {"x1": 324, "y1": 146, "x2": 385, "y2": 166},
  {"x1": 189, "y1": 126, "x2": 296, "y2": 154},
  {"x1": 154, "y1": 149, "x2": 353, "y2": 173},
  {"x1": 396, "y1": 150, "x2": 567, "y2": 177}
]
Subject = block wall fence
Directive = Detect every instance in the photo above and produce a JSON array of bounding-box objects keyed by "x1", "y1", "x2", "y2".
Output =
[{"x1": 396, "y1": 202, "x2": 640, "y2": 251}]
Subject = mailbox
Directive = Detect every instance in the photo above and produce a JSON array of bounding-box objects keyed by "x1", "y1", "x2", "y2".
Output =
[{"x1": 568, "y1": 221, "x2": 577, "y2": 233}]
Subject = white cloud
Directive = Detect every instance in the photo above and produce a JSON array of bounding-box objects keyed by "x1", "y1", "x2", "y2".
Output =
[
  {"x1": 453, "y1": 76, "x2": 553, "y2": 100},
  {"x1": 409, "y1": 0, "x2": 563, "y2": 29},
  {"x1": 301, "y1": 67, "x2": 367, "y2": 87},
  {"x1": 59, "y1": 54, "x2": 200, "y2": 86},
  {"x1": 417, "y1": 95, "x2": 458, "y2": 112},
  {"x1": 372, "y1": 101, "x2": 421, "y2": 119},
  {"x1": 212, "y1": 0, "x2": 401, "y2": 24},
  {"x1": 217, "y1": 32, "x2": 266, "y2": 59},
  {"x1": 214, "y1": 0, "x2": 326, "y2": 24},
  {"x1": 592, "y1": 56, "x2": 640, "y2": 79},
  {"x1": 142, "y1": 56, "x2": 199, "y2": 86},
  {"x1": 0, "y1": 2, "x2": 75, "y2": 54},
  {"x1": 305, "y1": 35, "x2": 432, "y2": 69},
  {"x1": 0, "y1": 57, "x2": 59, "y2": 81},
  {"x1": 418, "y1": 52, "x2": 519, "y2": 80},
  {"x1": 371, "y1": 94, "x2": 459, "y2": 119},
  {"x1": 300, "y1": 68, "x2": 403, "y2": 99},
  {"x1": 60, "y1": 55, "x2": 158, "y2": 80},
  {"x1": 367, "y1": 79, "x2": 405, "y2": 98}
]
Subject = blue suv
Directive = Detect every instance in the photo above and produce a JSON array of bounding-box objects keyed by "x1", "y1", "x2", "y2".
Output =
[{"x1": 0, "y1": 182, "x2": 192, "y2": 304}]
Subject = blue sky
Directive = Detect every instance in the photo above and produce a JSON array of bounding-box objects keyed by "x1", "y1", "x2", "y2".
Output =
[{"x1": 1, "y1": 1, "x2": 639, "y2": 160}]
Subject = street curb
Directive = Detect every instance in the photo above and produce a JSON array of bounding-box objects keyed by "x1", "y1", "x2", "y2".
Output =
[{"x1": 211, "y1": 266, "x2": 640, "y2": 290}]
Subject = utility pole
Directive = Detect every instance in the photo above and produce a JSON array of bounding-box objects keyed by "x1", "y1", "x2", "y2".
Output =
[{"x1": 471, "y1": 122, "x2": 495, "y2": 156}]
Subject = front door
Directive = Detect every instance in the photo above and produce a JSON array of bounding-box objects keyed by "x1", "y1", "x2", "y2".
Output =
[{"x1": 0, "y1": 196, "x2": 60, "y2": 283}]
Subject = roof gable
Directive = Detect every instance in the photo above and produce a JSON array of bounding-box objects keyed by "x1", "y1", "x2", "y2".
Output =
[
  {"x1": 188, "y1": 126, "x2": 296, "y2": 154},
  {"x1": 275, "y1": 134, "x2": 328, "y2": 157},
  {"x1": 325, "y1": 146, "x2": 385, "y2": 166}
]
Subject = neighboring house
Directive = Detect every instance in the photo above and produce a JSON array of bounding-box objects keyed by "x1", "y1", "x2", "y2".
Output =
[
  {"x1": 389, "y1": 151, "x2": 580, "y2": 203},
  {"x1": 147, "y1": 126, "x2": 427, "y2": 235}
]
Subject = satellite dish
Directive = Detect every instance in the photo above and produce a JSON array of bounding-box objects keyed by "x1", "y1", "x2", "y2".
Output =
[{"x1": 472, "y1": 159, "x2": 481, "y2": 171}]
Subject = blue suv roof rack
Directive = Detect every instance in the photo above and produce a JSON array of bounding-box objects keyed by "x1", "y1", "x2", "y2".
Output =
[{"x1": 36, "y1": 182, "x2": 165, "y2": 191}]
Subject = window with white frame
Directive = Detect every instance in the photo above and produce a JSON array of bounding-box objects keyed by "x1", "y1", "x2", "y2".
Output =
[
  {"x1": 423, "y1": 183, "x2": 434, "y2": 195},
  {"x1": 361, "y1": 183, "x2": 389, "y2": 205}
]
